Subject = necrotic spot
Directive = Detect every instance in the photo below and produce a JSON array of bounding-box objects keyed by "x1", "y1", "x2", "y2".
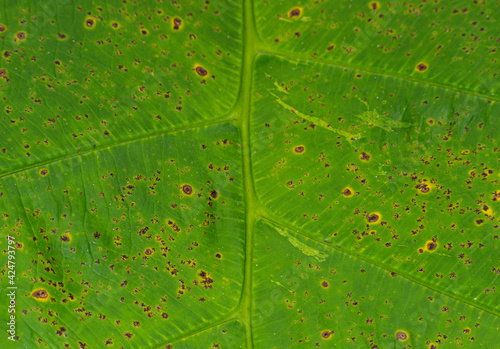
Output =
[
  {"x1": 396, "y1": 330, "x2": 408, "y2": 341},
  {"x1": 182, "y1": 184, "x2": 193, "y2": 195},
  {"x1": 32, "y1": 289, "x2": 49, "y2": 299},
  {"x1": 172, "y1": 17, "x2": 182, "y2": 30},
  {"x1": 85, "y1": 18, "x2": 95, "y2": 28},
  {"x1": 360, "y1": 152, "x2": 370, "y2": 161},
  {"x1": 16, "y1": 32, "x2": 26, "y2": 40},
  {"x1": 415, "y1": 62, "x2": 428, "y2": 72},
  {"x1": 321, "y1": 330, "x2": 333, "y2": 339},
  {"x1": 288, "y1": 7, "x2": 302, "y2": 18},
  {"x1": 195, "y1": 65, "x2": 208, "y2": 77},
  {"x1": 342, "y1": 188, "x2": 353, "y2": 197},
  {"x1": 367, "y1": 213, "x2": 380, "y2": 224},
  {"x1": 215, "y1": 253, "x2": 222, "y2": 259},
  {"x1": 426, "y1": 241, "x2": 437, "y2": 251},
  {"x1": 369, "y1": 1, "x2": 380, "y2": 10},
  {"x1": 294, "y1": 145, "x2": 305, "y2": 154},
  {"x1": 39, "y1": 169, "x2": 48, "y2": 176},
  {"x1": 210, "y1": 190, "x2": 218, "y2": 199},
  {"x1": 0, "y1": 24, "x2": 6, "y2": 32},
  {"x1": 321, "y1": 280, "x2": 329, "y2": 288}
]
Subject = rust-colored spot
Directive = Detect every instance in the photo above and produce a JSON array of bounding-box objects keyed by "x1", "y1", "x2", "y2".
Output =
[
  {"x1": 321, "y1": 330, "x2": 333, "y2": 339},
  {"x1": 145, "y1": 248, "x2": 153, "y2": 255},
  {"x1": 288, "y1": 7, "x2": 302, "y2": 18},
  {"x1": 39, "y1": 169, "x2": 48, "y2": 176},
  {"x1": 32, "y1": 289, "x2": 49, "y2": 300},
  {"x1": 294, "y1": 145, "x2": 305, "y2": 154},
  {"x1": 182, "y1": 184, "x2": 193, "y2": 195},
  {"x1": 415, "y1": 62, "x2": 428, "y2": 72},
  {"x1": 367, "y1": 213, "x2": 380, "y2": 224},
  {"x1": 396, "y1": 330, "x2": 408, "y2": 341},
  {"x1": 195, "y1": 65, "x2": 208, "y2": 77},
  {"x1": 16, "y1": 32, "x2": 26, "y2": 40},
  {"x1": 85, "y1": 18, "x2": 95, "y2": 28}
]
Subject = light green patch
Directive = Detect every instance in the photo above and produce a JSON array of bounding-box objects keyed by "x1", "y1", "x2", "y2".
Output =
[
  {"x1": 271, "y1": 92, "x2": 362, "y2": 144},
  {"x1": 355, "y1": 97, "x2": 412, "y2": 132},
  {"x1": 265, "y1": 220, "x2": 328, "y2": 262}
]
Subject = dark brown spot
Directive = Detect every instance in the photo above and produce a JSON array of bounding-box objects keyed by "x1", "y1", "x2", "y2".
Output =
[
  {"x1": 360, "y1": 152, "x2": 370, "y2": 161},
  {"x1": 162, "y1": 313, "x2": 169, "y2": 319},
  {"x1": 141, "y1": 29, "x2": 148, "y2": 35},
  {"x1": 85, "y1": 18, "x2": 95, "y2": 28},
  {"x1": 32, "y1": 289, "x2": 48, "y2": 299},
  {"x1": 321, "y1": 281, "x2": 329, "y2": 288},
  {"x1": 15, "y1": 242, "x2": 23, "y2": 249},
  {"x1": 215, "y1": 253, "x2": 222, "y2": 259},
  {"x1": 370, "y1": 2, "x2": 379, "y2": 10},
  {"x1": 16, "y1": 32, "x2": 26, "y2": 40},
  {"x1": 61, "y1": 235, "x2": 70, "y2": 242},
  {"x1": 111, "y1": 22, "x2": 119, "y2": 28},
  {"x1": 396, "y1": 331, "x2": 408, "y2": 341},
  {"x1": 327, "y1": 45, "x2": 335, "y2": 51},
  {"x1": 321, "y1": 330, "x2": 333, "y2": 339},
  {"x1": 93, "y1": 232, "x2": 101, "y2": 239},
  {"x1": 58, "y1": 33, "x2": 67, "y2": 39},
  {"x1": 475, "y1": 219, "x2": 484, "y2": 225},
  {"x1": 173, "y1": 17, "x2": 182, "y2": 30},
  {"x1": 0, "y1": 24, "x2": 6, "y2": 32},
  {"x1": 182, "y1": 185, "x2": 193, "y2": 195},
  {"x1": 342, "y1": 188, "x2": 352, "y2": 197},
  {"x1": 39, "y1": 169, "x2": 48, "y2": 176},
  {"x1": 145, "y1": 248, "x2": 153, "y2": 255},
  {"x1": 426, "y1": 242, "x2": 437, "y2": 251},
  {"x1": 416, "y1": 63, "x2": 428, "y2": 72},
  {"x1": 367, "y1": 213, "x2": 380, "y2": 223},
  {"x1": 294, "y1": 145, "x2": 305, "y2": 153},
  {"x1": 210, "y1": 190, "x2": 218, "y2": 199},
  {"x1": 289, "y1": 8, "x2": 302, "y2": 18},
  {"x1": 0, "y1": 69, "x2": 6, "y2": 78},
  {"x1": 195, "y1": 65, "x2": 208, "y2": 77}
]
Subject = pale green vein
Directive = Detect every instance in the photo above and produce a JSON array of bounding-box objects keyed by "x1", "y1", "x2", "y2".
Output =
[{"x1": 270, "y1": 92, "x2": 362, "y2": 144}]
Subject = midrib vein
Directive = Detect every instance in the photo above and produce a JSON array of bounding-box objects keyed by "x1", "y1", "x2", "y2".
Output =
[{"x1": 237, "y1": 0, "x2": 259, "y2": 348}]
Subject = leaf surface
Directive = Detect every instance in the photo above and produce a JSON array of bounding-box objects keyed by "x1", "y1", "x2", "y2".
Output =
[{"x1": 0, "y1": 0, "x2": 499, "y2": 348}]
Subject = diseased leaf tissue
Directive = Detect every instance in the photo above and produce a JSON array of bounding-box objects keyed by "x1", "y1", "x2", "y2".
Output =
[{"x1": 0, "y1": 0, "x2": 498, "y2": 348}]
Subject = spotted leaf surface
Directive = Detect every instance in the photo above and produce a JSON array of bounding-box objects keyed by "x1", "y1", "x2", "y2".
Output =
[{"x1": 1, "y1": 0, "x2": 499, "y2": 348}]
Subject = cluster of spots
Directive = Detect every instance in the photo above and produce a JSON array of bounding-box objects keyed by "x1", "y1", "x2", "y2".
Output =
[
  {"x1": 0, "y1": 2, "x2": 242, "y2": 174},
  {"x1": 251, "y1": 54, "x2": 500, "y2": 318},
  {"x1": 255, "y1": 0, "x2": 499, "y2": 95},
  {"x1": 251, "y1": 221, "x2": 494, "y2": 347}
]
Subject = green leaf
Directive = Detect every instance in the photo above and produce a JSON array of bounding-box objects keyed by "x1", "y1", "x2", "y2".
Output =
[{"x1": 1, "y1": 0, "x2": 499, "y2": 348}]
